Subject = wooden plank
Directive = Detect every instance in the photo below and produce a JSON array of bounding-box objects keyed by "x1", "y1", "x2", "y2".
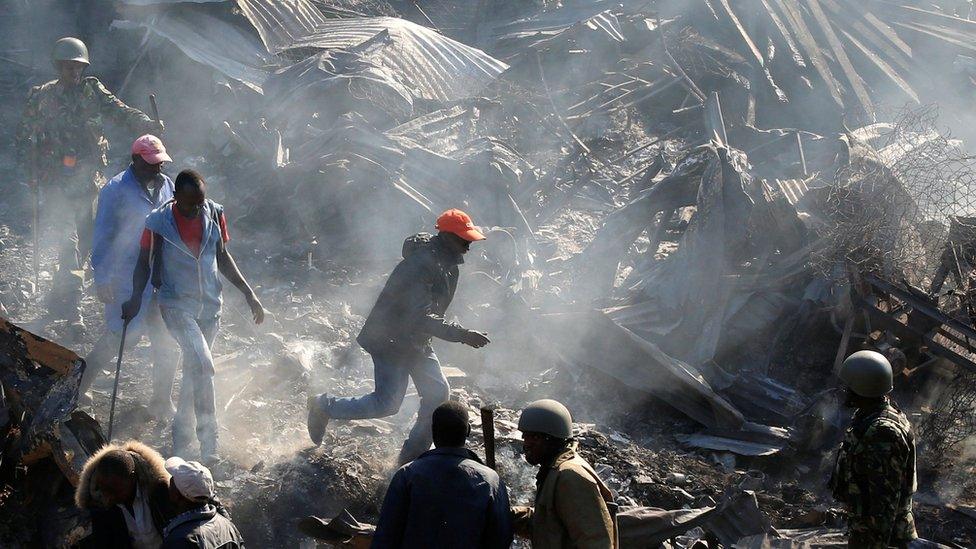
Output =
[
  {"x1": 833, "y1": 313, "x2": 856, "y2": 375},
  {"x1": 715, "y1": 0, "x2": 787, "y2": 101},
  {"x1": 894, "y1": 21, "x2": 976, "y2": 57},
  {"x1": 769, "y1": 0, "x2": 844, "y2": 108},
  {"x1": 838, "y1": 0, "x2": 913, "y2": 58},
  {"x1": 866, "y1": 274, "x2": 976, "y2": 342},
  {"x1": 716, "y1": 0, "x2": 767, "y2": 66},
  {"x1": 840, "y1": 29, "x2": 919, "y2": 103},
  {"x1": 824, "y1": 0, "x2": 913, "y2": 74},
  {"x1": 705, "y1": 92, "x2": 729, "y2": 146},
  {"x1": 869, "y1": 0, "x2": 976, "y2": 35},
  {"x1": 759, "y1": 0, "x2": 807, "y2": 68},
  {"x1": 806, "y1": 0, "x2": 874, "y2": 115}
]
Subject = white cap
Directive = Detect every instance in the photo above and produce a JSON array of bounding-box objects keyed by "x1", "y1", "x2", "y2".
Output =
[{"x1": 165, "y1": 456, "x2": 214, "y2": 502}]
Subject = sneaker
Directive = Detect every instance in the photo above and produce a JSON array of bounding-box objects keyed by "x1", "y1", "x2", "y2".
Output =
[{"x1": 307, "y1": 394, "x2": 331, "y2": 445}]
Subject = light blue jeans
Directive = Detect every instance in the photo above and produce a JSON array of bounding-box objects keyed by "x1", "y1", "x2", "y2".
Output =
[
  {"x1": 160, "y1": 307, "x2": 220, "y2": 458},
  {"x1": 325, "y1": 348, "x2": 450, "y2": 464}
]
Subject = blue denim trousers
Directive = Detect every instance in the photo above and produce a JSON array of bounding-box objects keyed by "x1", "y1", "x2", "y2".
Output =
[
  {"x1": 326, "y1": 347, "x2": 450, "y2": 463},
  {"x1": 160, "y1": 307, "x2": 220, "y2": 458}
]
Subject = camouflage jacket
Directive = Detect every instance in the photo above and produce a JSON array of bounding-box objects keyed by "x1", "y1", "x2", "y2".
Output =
[
  {"x1": 17, "y1": 76, "x2": 155, "y2": 182},
  {"x1": 830, "y1": 398, "x2": 918, "y2": 548}
]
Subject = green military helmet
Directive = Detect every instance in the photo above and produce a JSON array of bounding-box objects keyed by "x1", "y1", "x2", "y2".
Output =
[
  {"x1": 839, "y1": 350, "x2": 893, "y2": 398},
  {"x1": 52, "y1": 37, "x2": 90, "y2": 66},
  {"x1": 518, "y1": 399, "x2": 573, "y2": 439}
]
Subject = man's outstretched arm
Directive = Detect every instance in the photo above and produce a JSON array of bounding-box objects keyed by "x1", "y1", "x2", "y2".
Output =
[{"x1": 216, "y1": 245, "x2": 265, "y2": 324}]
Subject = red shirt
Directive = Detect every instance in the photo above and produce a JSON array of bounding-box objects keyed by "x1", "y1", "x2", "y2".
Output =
[{"x1": 141, "y1": 204, "x2": 229, "y2": 257}]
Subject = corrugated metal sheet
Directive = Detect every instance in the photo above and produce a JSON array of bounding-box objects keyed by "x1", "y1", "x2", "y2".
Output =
[
  {"x1": 286, "y1": 17, "x2": 508, "y2": 102},
  {"x1": 114, "y1": 6, "x2": 271, "y2": 91},
  {"x1": 492, "y1": 7, "x2": 627, "y2": 57},
  {"x1": 119, "y1": 0, "x2": 224, "y2": 4},
  {"x1": 235, "y1": 0, "x2": 325, "y2": 53},
  {"x1": 775, "y1": 178, "x2": 809, "y2": 206}
]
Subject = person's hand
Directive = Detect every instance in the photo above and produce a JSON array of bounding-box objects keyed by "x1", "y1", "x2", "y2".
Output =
[
  {"x1": 121, "y1": 297, "x2": 142, "y2": 321},
  {"x1": 459, "y1": 330, "x2": 490, "y2": 348},
  {"x1": 247, "y1": 294, "x2": 265, "y2": 325},
  {"x1": 96, "y1": 284, "x2": 115, "y2": 304}
]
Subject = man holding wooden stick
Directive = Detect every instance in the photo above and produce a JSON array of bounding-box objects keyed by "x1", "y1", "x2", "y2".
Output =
[{"x1": 79, "y1": 135, "x2": 178, "y2": 417}]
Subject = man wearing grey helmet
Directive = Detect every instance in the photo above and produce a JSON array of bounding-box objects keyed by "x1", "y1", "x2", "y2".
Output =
[
  {"x1": 18, "y1": 36, "x2": 162, "y2": 336},
  {"x1": 829, "y1": 350, "x2": 917, "y2": 548},
  {"x1": 513, "y1": 399, "x2": 618, "y2": 548}
]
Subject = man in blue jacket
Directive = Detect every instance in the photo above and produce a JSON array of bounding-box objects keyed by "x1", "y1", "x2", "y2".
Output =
[
  {"x1": 80, "y1": 134, "x2": 178, "y2": 417},
  {"x1": 372, "y1": 400, "x2": 513, "y2": 549}
]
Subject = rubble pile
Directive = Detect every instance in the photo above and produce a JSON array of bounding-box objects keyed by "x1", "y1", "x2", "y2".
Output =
[{"x1": 5, "y1": 0, "x2": 976, "y2": 547}]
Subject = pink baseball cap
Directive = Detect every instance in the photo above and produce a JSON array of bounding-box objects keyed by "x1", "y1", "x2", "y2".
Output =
[{"x1": 131, "y1": 134, "x2": 172, "y2": 164}]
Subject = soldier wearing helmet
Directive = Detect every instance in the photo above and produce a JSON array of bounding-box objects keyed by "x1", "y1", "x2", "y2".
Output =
[
  {"x1": 830, "y1": 350, "x2": 918, "y2": 548},
  {"x1": 17, "y1": 37, "x2": 163, "y2": 336},
  {"x1": 512, "y1": 399, "x2": 619, "y2": 548}
]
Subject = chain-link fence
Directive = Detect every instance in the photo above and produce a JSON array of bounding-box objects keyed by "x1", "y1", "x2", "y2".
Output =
[
  {"x1": 918, "y1": 368, "x2": 976, "y2": 470},
  {"x1": 812, "y1": 106, "x2": 976, "y2": 296}
]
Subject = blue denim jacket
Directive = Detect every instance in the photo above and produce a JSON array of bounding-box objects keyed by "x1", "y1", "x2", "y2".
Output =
[
  {"x1": 144, "y1": 199, "x2": 225, "y2": 320},
  {"x1": 91, "y1": 166, "x2": 174, "y2": 330}
]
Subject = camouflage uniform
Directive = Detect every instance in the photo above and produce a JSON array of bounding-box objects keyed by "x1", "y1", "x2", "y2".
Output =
[
  {"x1": 830, "y1": 398, "x2": 918, "y2": 549},
  {"x1": 17, "y1": 76, "x2": 156, "y2": 323}
]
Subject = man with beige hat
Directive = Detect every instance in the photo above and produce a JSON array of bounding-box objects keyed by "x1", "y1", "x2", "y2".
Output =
[{"x1": 163, "y1": 457, "x2": 244, "y2": 548}]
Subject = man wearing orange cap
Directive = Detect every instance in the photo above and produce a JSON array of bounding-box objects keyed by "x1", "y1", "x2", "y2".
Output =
[
  {"x1": 308, "y1": 209, "x2": 491, "y2": 464},
  {"x1": 79, "y1": 135, "x2": 179, "y2": 417}
]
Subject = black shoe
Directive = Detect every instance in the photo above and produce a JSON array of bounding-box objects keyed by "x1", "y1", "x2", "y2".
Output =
[{"x1": 307, "y1": 395, "x2": 330, "y2": 445}]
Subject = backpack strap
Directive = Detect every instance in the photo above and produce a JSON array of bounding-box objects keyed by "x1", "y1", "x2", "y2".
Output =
[
  {"x1": 209, "y1": 200, "x2": 226, "y2": 256},
  {"x1": 150, "y1": 232, "x2": 164, "y2": 289}
]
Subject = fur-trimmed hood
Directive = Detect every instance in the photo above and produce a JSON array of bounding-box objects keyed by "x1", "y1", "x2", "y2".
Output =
[{"x1": 75, "y1": 440, "x2": 170, "y2": 509}]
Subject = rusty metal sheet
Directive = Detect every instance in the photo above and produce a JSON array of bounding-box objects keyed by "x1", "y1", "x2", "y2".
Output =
[{"x1": 0, "y1": 317, "x2": 102, "y2": 485}]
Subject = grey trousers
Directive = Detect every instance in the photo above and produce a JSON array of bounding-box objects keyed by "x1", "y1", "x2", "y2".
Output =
[
  {"x1": 80, "y1": 299, "x2": 178, "y2": 408},
  {"x1": 161, "y1": 308, "x2": 220, "y2": 458}
]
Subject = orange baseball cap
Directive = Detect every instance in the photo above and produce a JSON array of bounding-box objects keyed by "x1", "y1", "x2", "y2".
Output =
[
  {"x1": 436, "y1": 209, "x2": 486, "y2": 242},
  {"x1": 131, "y1": 134, "x2": 172, "y2": 164}
]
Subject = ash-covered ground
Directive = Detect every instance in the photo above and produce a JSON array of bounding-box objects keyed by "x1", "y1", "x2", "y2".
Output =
[{"x1": 2, "y1": 140, "x2": 976, "y2": 547}]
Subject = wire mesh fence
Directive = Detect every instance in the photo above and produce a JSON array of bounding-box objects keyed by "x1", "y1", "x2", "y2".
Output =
[
  {"x1": 811, "y1": 106, "x2": 976, "y2": 297},
  {"x1": 918, "y1": 368, "x2": 976, "y2": 470}
]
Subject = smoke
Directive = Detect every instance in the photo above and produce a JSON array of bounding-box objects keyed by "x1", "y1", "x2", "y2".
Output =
[{"x1": 12, "y1": 2, "x2": 976, "y2": 546}]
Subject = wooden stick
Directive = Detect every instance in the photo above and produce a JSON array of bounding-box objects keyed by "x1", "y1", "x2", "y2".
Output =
[{"x1": 480, "y1": 407, "x2": 496, "y2": 470}]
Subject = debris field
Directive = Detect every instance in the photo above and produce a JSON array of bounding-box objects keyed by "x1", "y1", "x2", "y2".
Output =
[{"x1": 5, "y1": 0, "x2": 976, "y2": 547}]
